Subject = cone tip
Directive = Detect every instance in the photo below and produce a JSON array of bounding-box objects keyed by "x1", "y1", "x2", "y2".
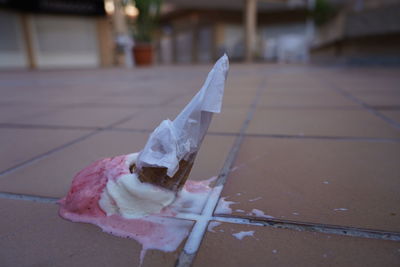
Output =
[
  {"x1": 216, "y1": 54, "x2": 229, "y2": 73},
  {"x1": 220, "y1": 53, "x2": 229, "y2": 63}
]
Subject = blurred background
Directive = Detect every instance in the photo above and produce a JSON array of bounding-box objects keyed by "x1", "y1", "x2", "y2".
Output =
[
  {"x1": 1, "y1": 3, "x2": 400, "y2": 266},
  {"x1": 1, "y1": 0, "x2": 399, "y2": 69}
]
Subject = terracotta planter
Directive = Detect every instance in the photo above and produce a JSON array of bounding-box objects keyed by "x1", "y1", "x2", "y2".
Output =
[{"x1": 133, "y1": 44, "x2": 153, "y2": 66}]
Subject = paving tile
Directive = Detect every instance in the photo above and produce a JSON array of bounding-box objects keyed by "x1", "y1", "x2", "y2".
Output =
[
  {"x1": 217, "y1": 137, "x2": 400, "y2": 232},
  {"x1": 225, "y1": 80, "x2": 261, "y2": 95},
  {"x1": 0, "y1": 104, "x2": 58, "y2": 123},
  {"x1": 224, "y1": 87, "x2": 259, "y2": 96},
  {"x1": 334, "y1": 78, "x2": 400, "y2": 94},
  {"x1": 381, "y1": 111, "x2": 400, "y2": 124},
  {"x1": 265, "y1": 84, "x2": 328, "y2": 94},
  {"x1": 15, "y1": 107, "x2": 139, "y2": 128},
  {"x1": 161, "y1": 93, "x2": 196, "y2": 108},
  {"x1": 2, "y1": 65, "x2": 400, "y2": 266},
  {"x1": 221, "y1": 94, "x2": 255, "y2": 108},
  {"x1": 208, "y1": 108, "x2": 248, "y2": 133},
  {"x1": 190, "y1": 134, "x2": 234, "y2": 182},
  {"x1": 115, "y1": 107, "x2": 183, "y2": 130},
  {"x1": 88, "y1": 94, "x2": 176, "y2": 107},
  {"x1": 247, "y1": 108, "x2": 400, "y2": 138},
  {"x1": 265, "y1": 76, "x2": 325, "y2": 94},
  {"x1": 0, "y1": 128, "x2": 91, "y2": 173},
  {"x1": 0, "y1": 131, "x2": 234, "y2": 199},
  {"x1": 0, "y1": 89, "x2": 104, "y2": 106},
  {"x1": 117, "y1": 107, "x2": 248, "y2": 134},
  {"x1": 167, "y1": 91, "x2": 255, "y2": 109},
  {"x1": 0, "y1": 198, "x2": 189, "y2": 267},
  {"x1": 194, "y1": 221, "x2": 400, "y2": 267},
  {"x1": 0, "y1": 131, "x2": 148, "y2": 197},
  {"x1": 351, "y1": 92, "x2": 400, "y2": 107},
  {"x1": 258, "y1": 91, "x2": 358, "y2": 108}
]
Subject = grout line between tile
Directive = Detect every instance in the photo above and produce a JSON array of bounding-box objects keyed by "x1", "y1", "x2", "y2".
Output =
[
  {"x1": 3, "y1": 124, "x2": 399, "y2": 143},
  {"x1": 0, "y1": 112, "x2": 138, "y2": 177},
  {"x1": 175, "y1": 78, "x2": 267, "y2": 267},
  {"x1": 0, "y1": 131, "x2": 100, "y2": 177},
  {"x1": 1, "y1": 190, "x2": 399, "y2": 243},
  {"x1": 255, "y1": 105, "x2": 363, "y2": 110},
  {"x1": 323, "y1": 78, "x2": 400, "y2": 130},
  {"x1": 0, "y1": 192, "x2": 58, "y2": 204},
  {"x1": 243, "y1": 133, "x2": 400, "y2": 143},
  {"x1": 213, "y1": 215, "x2": 400, "y2": 242},
  {"x1": 367, "y1": 105, "x2": 400, "y2": 111},
  {"x1": 0, "y1": 123, "x2": 102, "y2": 131}
]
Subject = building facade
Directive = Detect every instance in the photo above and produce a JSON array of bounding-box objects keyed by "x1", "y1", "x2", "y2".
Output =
[
  {"x1": 0, "y1": 0, "x2": 113, "y2": 69},
  {"x1": 312, "y1": 0, "x2": 400, "y2": 64},
  {"x1": 157, "y1": 1, "x2": 312, "y2": 64}
]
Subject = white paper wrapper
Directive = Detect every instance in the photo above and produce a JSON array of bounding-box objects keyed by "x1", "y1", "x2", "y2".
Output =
[{"x1": 136, "y1": 54, "x2": 229, "y2": 177}]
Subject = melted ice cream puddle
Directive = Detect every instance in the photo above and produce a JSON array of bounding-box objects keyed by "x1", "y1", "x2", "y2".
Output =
[
  {"x1": 232, "y1": 230, "x2": 255, "y2": 240},
  {"x1": 59, "y1": 153, "x2": 215, "y2": 265},
  {"x1": 333, "y1": 208, "x2": 348, "y2": 211},
  {"x1": 207, "y1": 221, "x2": 222, "y2": 233},
  {"x1": 215, "y1": 197, "x2": 236, "y2": 214},
  {"x1": 249, "y1": 208, "x2": 274, "y2": 219}
]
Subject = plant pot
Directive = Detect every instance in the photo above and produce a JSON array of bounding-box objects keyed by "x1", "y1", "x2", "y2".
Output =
[{"x1": 133, "y1": 43, "x2": 153, "y2": 66}]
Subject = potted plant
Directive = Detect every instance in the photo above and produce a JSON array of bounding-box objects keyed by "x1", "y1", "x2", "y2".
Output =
[
  {"x1": 312, "y1": 0, "x2": 337, "y2": 26},
  {"x1": 131, "y1": 0, "x2": 162, "y2": 66}
]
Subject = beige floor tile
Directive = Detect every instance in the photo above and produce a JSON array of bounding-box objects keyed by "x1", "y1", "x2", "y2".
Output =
[
  {"x1": 189, "y1": 134, "x2": 235, "y2": 182},
  {"x1": 258, "y1": 91, "x2": 358, "y2": 108},
  {"x1": 194, "y1": 222, "x2": 400, "y2": 267},
  {"x1": 16, "y1": 107, "x2": 139, "y2": 128},
  {"x1": 2, "y1": 65, "x2": 400, "y2": 266},
  {"x1": 222, "y1": 94, "x2": 255, "y2": 108},
  {"x1": 0, "y1": 199, "x2": 188, "y2": 267},
  {"x1": 115, "y1": 107, "x2": 183, "y2": 130},
  {"x1": 1, "y1": 91, "x2": 105, "y2": 106},
  {"x1": 352, "y1": 92, "x2": 400, "y2": 107},
  {"x1": 225, "y1": 77, "x2": 261, "y2": 95},
  {"x1": 0, "y1": 104, "x2": 58, "y2": 123},
  {"x1": 217, "y1": 137, "x2": 400, "y2": 231},
  {"x1": 382, "y1": 111, "x2": 400, "y2": 124},
  {"x1": 208, "y1": 108, "x2": 248, "y2": 133},
  {"x1": 117, "y1": 106, "x2": 247, "y2": 134},
  {"x1": 167, "y1": 91, "x2": 255, "y2": 109},
  {"x1": 0, "y1": 131, "x2": 234, "y2": 199},
  {"x1": 266, "y1": 77, "x2": 324, "y2": 93},
  {"x1": 162, "y1": 93, "x2": 198, "y2": 108},
  {"x1": 0, "y1": 128, "x2": 90, "y2": 173},
  {"x1": 335, "y1": 79, "x2": 400, "y2": 94},
  {"x1": 89, "y1": 94, "x2": 176, "y2": 107},
  {"x1": 265, "y1": 84, "x2": 329, "y2": 94},
  {"x1": 0, "y1": 131, "x2": 149, "y2": 197},
  {"x1": 247, "y1": 108, "x2": 400, "y2": 138}
]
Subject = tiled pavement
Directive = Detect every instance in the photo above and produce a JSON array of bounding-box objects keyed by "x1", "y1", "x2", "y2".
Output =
[{"x1": 0, "y1": 64, "x2": 400, "y2": 266}]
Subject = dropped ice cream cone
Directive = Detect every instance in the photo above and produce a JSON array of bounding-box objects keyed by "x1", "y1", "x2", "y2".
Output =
[
  {"x1": 134, "y1": 54, "x2": 229, "y2": 192},
  {"x1": 59, "y1": 55, "x2": 229, "y2": 221},
  {"x1": 133, "y1": 153, "x2": 196, "y2": 192},
  {"x1": 58, "y1": 55, "x2": 229, "y2": 262}
]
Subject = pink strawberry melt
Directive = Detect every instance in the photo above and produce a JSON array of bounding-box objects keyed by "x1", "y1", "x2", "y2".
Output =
[{"x1": 58, "y1": 154, "x2": 213, "y2": 265}]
